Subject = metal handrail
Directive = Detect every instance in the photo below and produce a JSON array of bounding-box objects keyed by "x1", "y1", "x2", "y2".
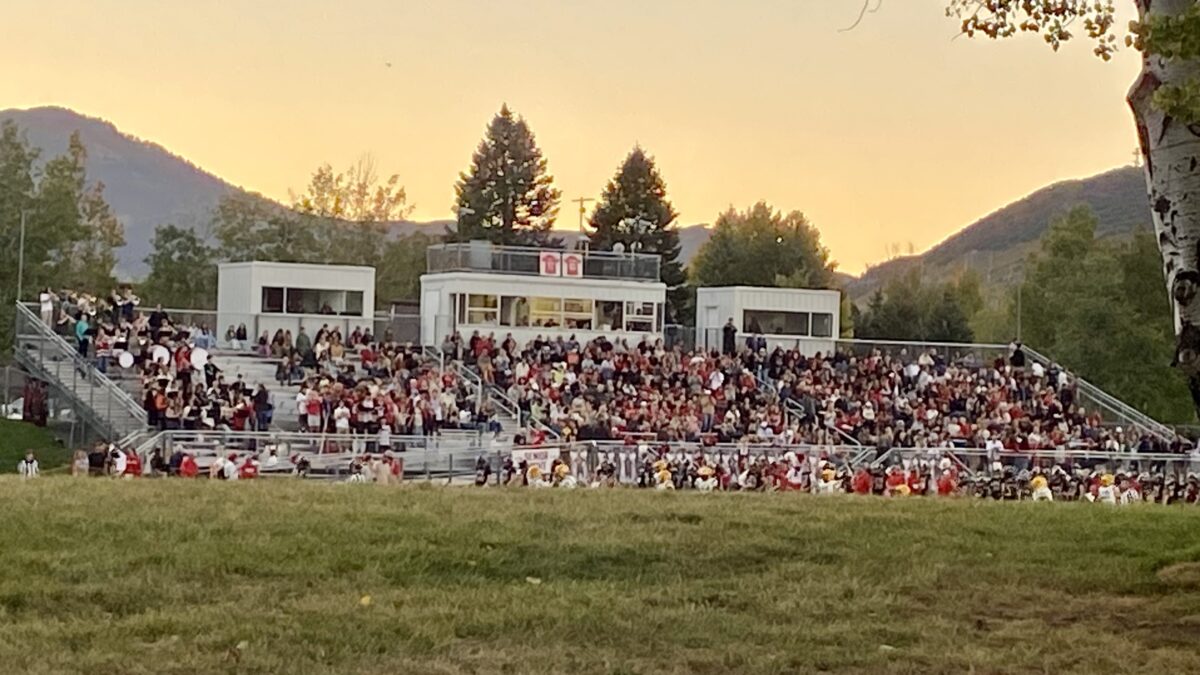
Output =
[
  {"x1": 14, "y1": 303, "x2": 147, "y2": 417},
  {"x1": 13, "y1": 303, "x2": 148, "y2": 436},
  {"x1": 125, "y1": 430, "x2": 1200, "y2": 469},
  {"x1": 1022, "y1": 345, "x2": 1176, "y2": 440}
]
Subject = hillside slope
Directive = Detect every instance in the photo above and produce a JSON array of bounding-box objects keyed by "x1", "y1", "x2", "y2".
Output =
[
  {"x1": 0, "y1": 107, "x2": 453, "y2": 276},
  {"x1": 1, "y1": 107, "x2": 1151, "y2": 294},
  {"x1": 847, "y1": 167, "x2": 1151, "y2": 299}
]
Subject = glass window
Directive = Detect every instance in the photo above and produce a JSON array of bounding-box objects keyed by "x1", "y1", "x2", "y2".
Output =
[
  {"x1": 262, "y1": 287, "x2": 284, "y2": 313},
  {"x1": 743, "y1": 309, "x2": 809, "y2": 336},
  {"x1": 563, "y1": 298, "x2": 594, "y2": 330},
  {"x1": 500, "y1": 296, "x2": 530, "y2": 327},
  {"x1": 625, "y1": 317, "x2": 654, "y2": 332},
  {"x1": 811, "y1": 312, "x2": 833, "y2": 338},
  {"x1": 626, "y1": 301, "x2": 654, "y2": 317},
  {"x1": 466, "y1": 294, "x2": 498, "y2": 325},
  {"x1": 623, "y1": 301, "x2": 655, "y2": 332},
  {"x1": 530, "y1": 297, "x2": 562, "y2": 328},
  {"x1": 286, "y1": 288, "x2": 318, "y2": 314},
  {"x1": 469, "y1": 294, "x2": 497, "y2": 309},
  {"x1": 596, "y1": 301, "x2": 623, "y2": 331}
]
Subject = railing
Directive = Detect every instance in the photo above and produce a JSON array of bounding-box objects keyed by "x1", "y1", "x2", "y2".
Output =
[
  {"x1": 131, "y1": 429, "x2": 1200, "y2": 482},
  {"x1": 1022, "y1": 345, "x2": 1176, "y2": 440},
  {"x1": 835, "y1": 338, "x2": 1178, "y2": 441},
  {"x1": 12, "y1": 302, "x2": 148, "y2": 439},
  {"x1": 122, "y1": 429, "x2": 1200, "y2": 484},
  {"x1": 427, "y1": 241, "x2": 661, "y2": 282},
  {"x1": 449, "y1": 358, "x2": 561, "y2": 439}
]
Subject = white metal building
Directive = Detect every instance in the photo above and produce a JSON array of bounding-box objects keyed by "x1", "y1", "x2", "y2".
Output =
[
  {"x1": 420, "y1": 242, "x2": 667, "y2": 346},
  {"x1": 696, "y1": 286, "x2": 841, "y2": 355},
  {"x1": 217, "y1": 261, "x2": 376, "y2": 341}
]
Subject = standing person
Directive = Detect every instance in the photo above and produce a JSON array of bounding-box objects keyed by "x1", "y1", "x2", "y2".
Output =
[
  {"x1": 71, "y1": 449, "x2": 89, "y2": 477},
  {"x1": 148, "y1": 304, "x2": 169, "y2": 342},
  {"x1": 722, "y1": 318, "x2": 738, "y2": 356},
  {"x1": 74, "y1": 312, "x2": 91, "y2": 358},
  {"x1": 295, "y1": 327, "x2": 312, "y2": 360},
  {"x1": 1009, "y1": 340, "x2": 1026, "y2": 370},
  {"x1": 17, "y1": 450, "x2": 39, "y2": 479},
  {"x1": 38, "y1": 288, "x2": 55, "y2": 326}
]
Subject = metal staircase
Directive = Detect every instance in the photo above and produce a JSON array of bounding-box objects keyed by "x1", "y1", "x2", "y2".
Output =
[{"x1": 12, "y1": 303, "x2": 148, "y2": 440}]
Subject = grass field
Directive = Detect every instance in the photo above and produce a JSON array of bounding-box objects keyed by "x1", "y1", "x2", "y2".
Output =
[
  {"x1": 0, "y1": 419, "x2": 71, "y2": 471},
  {"x1": 1, "y1": 479, "x2": 1198, "y2": 674}
]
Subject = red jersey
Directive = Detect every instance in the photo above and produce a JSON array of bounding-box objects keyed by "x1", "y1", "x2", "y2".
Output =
[
  {"x1": 852, "y1": 470, "x2": 873, "y2": 495},
  {"x1": 124, "y1": 452, "x2": 142, "y2": 477},
  {"x1": 239, "y1": 460, "x2": 259, "y2": 480},
  {"x1": 179, "y1": 455, "x2": 198, "y2": 478},
  {"x1": 936, "y1": 472, "x2": 957, "y2": 496}
]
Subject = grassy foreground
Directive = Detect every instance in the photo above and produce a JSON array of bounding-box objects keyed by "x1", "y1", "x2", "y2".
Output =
[{"x1": 1, "y1": 480, "x2": 1198, "y2": 674}]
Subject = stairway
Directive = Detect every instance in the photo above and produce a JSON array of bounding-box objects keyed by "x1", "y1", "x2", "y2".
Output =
[{"x1": 12, "y1": 303, "x2": 148, "y2": 440}]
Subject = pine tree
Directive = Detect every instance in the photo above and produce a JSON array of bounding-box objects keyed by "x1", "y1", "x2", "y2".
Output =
[
  {"x1": 588, "y1": 147, "x2": 687, "y2": 321},
  {"x1": 451, "y1": 105, "x2": 560, "y2": 246}
]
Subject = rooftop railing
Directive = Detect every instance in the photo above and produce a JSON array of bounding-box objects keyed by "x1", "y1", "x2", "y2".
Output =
[{"x1": 427, "y1": 241, "x2": 661, "y2": 282}]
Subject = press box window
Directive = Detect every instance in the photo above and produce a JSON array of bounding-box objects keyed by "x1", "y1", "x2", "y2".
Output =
[
  {"x1": 262, "y1": 287, "x2": 284, "y2": 313},
  {"x1": 743, "y1": 309, "x2": 810, "y2": 336},
  {"x1": 811, "y1": 312, "x2": 834, "y2": 338}
]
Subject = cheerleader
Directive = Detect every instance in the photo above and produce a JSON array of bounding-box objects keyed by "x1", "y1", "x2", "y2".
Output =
[
  {"x1": 1029, "y1": 472, "x2": 1053, "y2": 502},
  {"x1": 815, "y1": 468, "x2": 840, "y2": 495},
  {"x1": 1093, "y1": 474, "x2": 1119, "y2": 505},
  {"x1": 694, "y1": 465, "x2": 719, "y2": 492},
  {"x1": 554, "y1": 463, "x2": 578, "y2": 489}
]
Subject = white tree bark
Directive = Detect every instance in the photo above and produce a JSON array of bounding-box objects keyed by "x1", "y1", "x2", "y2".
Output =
[{"x1": 1128, "y1": 0, "x2": 1200, "y2": 409}]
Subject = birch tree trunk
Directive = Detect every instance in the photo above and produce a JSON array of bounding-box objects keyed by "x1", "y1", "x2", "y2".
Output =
[{"x1": 1127, "y1": 0, "x2": 1200, "y2": 412}]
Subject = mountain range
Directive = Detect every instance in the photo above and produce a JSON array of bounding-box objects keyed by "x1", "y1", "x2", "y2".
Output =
[{"x1": 0, "y1": 107, "x2": 1152, "y2": 296}]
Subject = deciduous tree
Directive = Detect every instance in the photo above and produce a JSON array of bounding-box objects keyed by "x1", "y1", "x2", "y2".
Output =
[
  {"x1": 141, "y1": 225, "x2": 218, "y2": 309},
  {"x1": 691, "y1": 202, "x2": 836, "y2": 289},
  {"x1": 943, "y1": 0, "x2": 1200, "y2": 411}
]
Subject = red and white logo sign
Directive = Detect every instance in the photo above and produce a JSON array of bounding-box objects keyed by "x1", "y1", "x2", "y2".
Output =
[
  {"x1": 539, "y1": 251, "x2": 562, "y2": 276},
  {"x1": 562, "y1": 252, "x2": 583, "y2": 278}
]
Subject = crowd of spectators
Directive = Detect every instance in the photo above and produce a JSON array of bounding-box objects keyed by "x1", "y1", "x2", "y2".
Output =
[
  {"x1": 490, "y1": 444, "x2": 1200, "y2": 505},
  {"x1": 443, "y1": 330, "x2": 1182, "y2": 457},
  {"x1": 30, "y1": 288, "x2": 1189, "y2": 465}
]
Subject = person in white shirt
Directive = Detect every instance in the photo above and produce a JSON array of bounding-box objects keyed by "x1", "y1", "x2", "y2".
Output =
[
  {"x1": 38, "y1": 289, "x2": 55, "y2": 326},
  {"x1": 333, "y1": 402, "x2": 351, "y2": 433},
  {"x1": 109, "y1": 446, "x2": 127, "y2": 478},
  {"x1": 17, "y1": 451, "x2": 39, "y2": 479}
]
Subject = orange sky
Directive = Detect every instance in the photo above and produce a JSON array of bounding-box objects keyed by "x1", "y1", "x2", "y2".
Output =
[{"x1": 3, "y1": 0, "x2": 1142, "y2": 274}]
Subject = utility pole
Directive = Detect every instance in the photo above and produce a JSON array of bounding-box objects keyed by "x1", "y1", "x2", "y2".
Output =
[
  {"x1": 571, "y1": 197, "x2": 594, "y2": 235},
  {"x1": 16, "y1": 209, "x2": 28, "y2": 304},
  {"x1": 1016, "y1": 284, "x2": 1022, "y2": 342}
]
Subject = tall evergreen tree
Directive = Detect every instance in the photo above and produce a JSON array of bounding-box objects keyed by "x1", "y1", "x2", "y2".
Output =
[
  {"x1": 588, "y1": 147, "x2": 686, "y2": 321},
  {"x1": 451, "y1": 105, "x2": 560, "y2": 246}
]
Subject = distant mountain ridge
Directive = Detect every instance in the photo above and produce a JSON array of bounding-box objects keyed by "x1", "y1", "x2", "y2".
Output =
[
  {"x1": 846, "y1": 166, "x2": 1152, "y2": 299},
  {"x1": 0, "y1": 107, "x2": 1153, "y2": 295}
]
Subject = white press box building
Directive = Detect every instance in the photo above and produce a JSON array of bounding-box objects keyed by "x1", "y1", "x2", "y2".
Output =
[
  {"x1": 695, "y1": 285, "x2": 840, "y2": 355},
  {"x1": 420, "y1": 241, "x2": 667, "y2": 346},
  {"x1": 217, "y1": 261, "x2": 376, "y2": 339}
]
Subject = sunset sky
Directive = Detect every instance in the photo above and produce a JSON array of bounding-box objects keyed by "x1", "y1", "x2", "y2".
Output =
[{"x1": 3, "y1": 0, "x2": 1142, "y2": 274}]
